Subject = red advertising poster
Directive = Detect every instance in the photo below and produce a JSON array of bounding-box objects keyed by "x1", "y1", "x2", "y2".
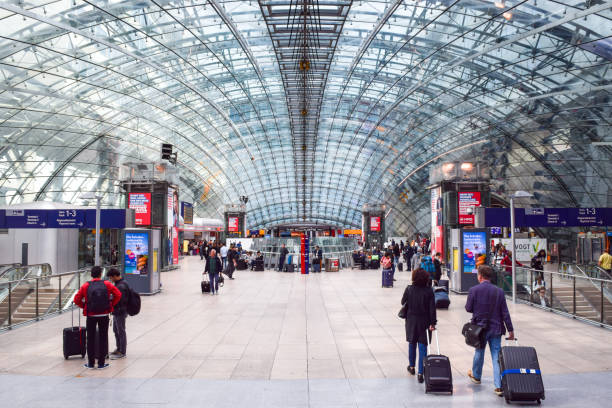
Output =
[
  {"x1": 228, "y1": 216, "x2": 239, "y2": 232},
  {"x1": 458, "y1": 191, "x2": 481, "y2": 225},
  {"x1": 128, "y1": 193, "x2": 151, "y2": 226},
  {"x1": 370, "y1": 216, "x2": 381, "y2": 232},
  {"x1": 172, "y1": 228, "x2": 179, "y2": 265}
]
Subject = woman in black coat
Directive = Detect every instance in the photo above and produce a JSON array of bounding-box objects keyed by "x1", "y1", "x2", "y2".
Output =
[{"x1": 401, "y1": 267, "x2": 437, "y2": 383}]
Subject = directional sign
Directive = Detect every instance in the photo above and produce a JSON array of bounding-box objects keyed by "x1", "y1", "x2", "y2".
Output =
[
  {"x1": 4, "y1": 209, "x2": 48, "y2": 228},
  {"x1": 47, "y1": 209, "x2": 86, "y2": 228},
  {"x1": 485, "y1": 207, "x2": 612, "y2": 227}
]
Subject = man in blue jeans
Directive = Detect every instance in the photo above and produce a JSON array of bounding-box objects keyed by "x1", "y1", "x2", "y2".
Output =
[{"x1": 465, "y1": 265, "x2": 514, "y2": 397}]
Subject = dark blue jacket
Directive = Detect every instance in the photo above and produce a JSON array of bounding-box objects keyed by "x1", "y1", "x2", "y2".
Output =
[{"x1": 465, "y1": 280, "x2": 513, "y2": 336}]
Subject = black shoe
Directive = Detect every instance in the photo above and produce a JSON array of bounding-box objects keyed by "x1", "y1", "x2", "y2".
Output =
[
  {"x1": 418, "y1": 374, "x2": 424, "y2": 383},
  {"x1": 407, "y1": 366, "x2": 415, "y2": 375}
]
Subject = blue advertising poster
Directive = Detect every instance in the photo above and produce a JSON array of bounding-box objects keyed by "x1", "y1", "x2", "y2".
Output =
[
  {"x1": 125, "y1": 232, "x2": 149, "y2": 275},
  {"x1": 462, "y1": 231, "x2": 487, "y2": 274}
]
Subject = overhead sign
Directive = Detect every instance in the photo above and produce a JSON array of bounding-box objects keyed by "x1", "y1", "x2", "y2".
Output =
[
  {"x1": 458, "y1": 191, "x2": 481, "y2": 225},
  {"x1": 181, "y1": 201, "x2": 193, "y2": 225},
  {"x1": 343, "y1": 229, "x2": 362, "y2": 235},
  {"x1": 485, "y1": 207, "x2": 612, "y2": 227},
  {"x1": 47, "y1": 209, "x2": 85, "y2": 228},
  {"x1": 370, "y1": 216, "x2": 381, "y2": 232},
  {"x1": 228, "y1": 216, "x2": 239, "y2": 232},
  {"x1": 128, "y1": 193, "x2": 151, "y2": 226},
  {"x1": 1, "y1": 209, "x2": 126, "y2": 229}
]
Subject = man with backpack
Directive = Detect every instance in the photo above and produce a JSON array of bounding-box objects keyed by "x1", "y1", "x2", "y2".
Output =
[
  {"x1": 74, "y1": 266, "x2": 122, "y2": 369},
  {"x1": 107, "y1": 268, "x2": 129, "y2": 359},
  {"x1": 420, "y1": 253, "x2": 436, "y2": 286}
]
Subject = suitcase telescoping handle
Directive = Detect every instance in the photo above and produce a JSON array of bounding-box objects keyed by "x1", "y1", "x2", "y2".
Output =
[
  {"x1": 426, "y1": 328, "x2": 440, "y2": 355},
  {"x1": 504, "y1": 337, "x2": 519, "y2": 346}
]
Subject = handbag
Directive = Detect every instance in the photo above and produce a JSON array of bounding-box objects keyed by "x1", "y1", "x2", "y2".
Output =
[
  {"x1": 398, "y1": 303, "x2": 407, "y2": 319},
  {"x1": 462, "y1": 290, "x2": 499, "y2": 348}
]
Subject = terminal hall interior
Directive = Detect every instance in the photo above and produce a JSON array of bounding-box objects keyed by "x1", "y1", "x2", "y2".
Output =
[{"x1": 0, "y1": 1, "x2": 611, "y2": 407}]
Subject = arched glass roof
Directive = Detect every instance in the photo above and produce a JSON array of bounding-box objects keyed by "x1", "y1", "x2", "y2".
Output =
[{"x1": 0, "y1": 0, "x2": 610, "y2": 235}]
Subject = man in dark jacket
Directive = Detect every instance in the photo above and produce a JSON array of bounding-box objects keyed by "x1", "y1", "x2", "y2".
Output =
[
  {"x1": 465, "y1": 265, "x2": 514, "y2": 397},
  {"x1": 313, "y1": 246, "x2": 323, "y2": 272},
  {"x1": 225, "y1": 246, "x2": 237, "y2": 279},
  {"x1": 74, "y1": 266, "x2": 122, "y2": 369},
  {"x1": 205, "y1": 249, "x2": 223, "y2": 294},
  {"x1": 107, "y1": 268, "x2": 129, "y2": 359},
  {"x1": 278, "y1": 244, "x2": 289, "y2": 272}
]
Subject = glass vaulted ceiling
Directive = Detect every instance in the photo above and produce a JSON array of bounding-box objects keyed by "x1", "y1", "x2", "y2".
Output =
[{"x1": 0, "y1": 0, "x2": 611, "y2": 236}]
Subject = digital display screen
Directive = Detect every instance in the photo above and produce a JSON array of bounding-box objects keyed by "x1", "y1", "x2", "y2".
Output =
[
  {"x1": 125, "y1": 232, "x2": 149, "y2": 275},
  {"x1": 228, "y1": 216, "x2": 239, "y2": 232},
  {"x1": 370, "y1": 216, "x2": 381, "y2": 232},
  {"x1": 462, "y1": 231, "x2": 487, "y2": 274},
  {"x1": 128, "y1": 193, "x2": 151, "y2": 226}
]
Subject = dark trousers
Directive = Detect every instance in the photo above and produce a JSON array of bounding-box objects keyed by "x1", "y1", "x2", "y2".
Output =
[
  {"x1": 86, "y1": 315, "x2": 109, "y2": 367},
  {"x1": 208, "y1": 272, "x2": 219, "y2": 293},
  {"x1": 278, "y1": 257, "x2": 285, "y2": 271},
  {"x1": 113, "y1": 312, "x2": 127, "y2": 355}
]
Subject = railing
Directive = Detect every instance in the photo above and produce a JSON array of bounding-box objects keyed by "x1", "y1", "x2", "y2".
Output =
[
  {"x1": 491, "y1": 265, "x2": 612, "y2": 329},
  {"x1": 0, "y1": 264, "x2": 52, "y2": 304},
  {"x1": 0, "y1": 263, "x2": 21, "y2": 279},
  {"x1": 0, "y1": 265, "x2": 120, "y2": 331},
  {"x1": 240, "y1": 250, "x2": 355, "y2": 271}
]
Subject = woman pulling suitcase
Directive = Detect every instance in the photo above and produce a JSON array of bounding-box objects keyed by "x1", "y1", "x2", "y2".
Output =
[{"x1": 400, "y1": 267, "x2": 437, "y2": 383}]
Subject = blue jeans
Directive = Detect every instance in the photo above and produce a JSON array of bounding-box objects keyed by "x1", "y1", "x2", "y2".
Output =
[
  {"x1": 222, "y1": 257, "x2": 227, "y2": 270},
  {"x1": 408, "y1": 342, "x2": 428, "y2": 374},
  {"x1": 391, "y1": 258, "x2": 396, "y2": 278},
  {"x1": 472, "y1": 333, "x2": 502, "y2": 388},
  {"x1": 208, "y1": 272, "x2": 219, "y2": 294}
]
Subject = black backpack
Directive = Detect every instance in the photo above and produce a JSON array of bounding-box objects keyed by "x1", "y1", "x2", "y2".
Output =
[
  {"x1": 126, "y1": 285, "x2": 141, "y2": 316},
  {"x1": 87, "y1": 280, "x2": 111, "y2": 315}
]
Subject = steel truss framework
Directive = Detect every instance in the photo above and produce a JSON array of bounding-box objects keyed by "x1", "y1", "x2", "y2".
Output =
[{"x1": 0, "y1": 0, "x2": 610, "y2": 236}]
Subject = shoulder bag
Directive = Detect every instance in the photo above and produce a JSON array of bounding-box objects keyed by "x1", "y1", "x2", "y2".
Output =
[{"x1": 462, "y1": 289, "x2": 499, "y2": 348}]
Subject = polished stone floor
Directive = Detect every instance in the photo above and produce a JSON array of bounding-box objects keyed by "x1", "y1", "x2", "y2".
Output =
[{"x1": 1, "y1": 256, "x2": 611, "y2": 407}]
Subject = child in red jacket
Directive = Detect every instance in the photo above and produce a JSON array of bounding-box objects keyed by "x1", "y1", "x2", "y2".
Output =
[{"x1": 74, "y1": 266, "x2": 121, "y2": 369}]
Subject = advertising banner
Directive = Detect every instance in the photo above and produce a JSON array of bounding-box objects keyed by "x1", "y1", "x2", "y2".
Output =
[
  {"x1": 431, "y1": 187, "x2": 443, "y2": 256},
  {"x1": 172, "y1": 228, "x2": 179, "y2": 264},
  {"x1": 458, "y1": 191, "x2": 481, "y2": 225},
  {"x1": 462, "y1": 231, "x2": 487, "y2": 274},
  {"x1": 370, "y1": 216, "x2": 381, "y2": 232},
  {"x1": 181, "y1": 201, "x2": 193, "y2": 224},
  {"x1": 228, "y1": 216, "x2": 239, "y2": 232},
  {"x1": 125, "y1": 232, "x2": 149, "y2": 275},
  {"x1": 497, "y1": 238, "x2": 547, "y2": 262},
  {"x1": 167, "y1": 188, "x2": 175, "y2": 227},
  {"x1": 128, "y1": 193, "x2": 151, "y2": 226}
]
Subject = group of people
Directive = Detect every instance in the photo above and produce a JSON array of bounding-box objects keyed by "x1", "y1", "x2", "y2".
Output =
[
  {"x1": 73, "y1": 266, "x2": 131, "y2": 369},
  {"x1": 401, "y1": 264, "x2": 514, "y2": 397},
  {"x1": 201, "y1": 242, "x2": 242, "y2": 295}
]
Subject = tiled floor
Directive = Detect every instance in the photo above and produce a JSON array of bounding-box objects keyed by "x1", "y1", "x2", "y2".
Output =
[{"x1": 1, "y1": 256, "x2": 612, "y2": 406}]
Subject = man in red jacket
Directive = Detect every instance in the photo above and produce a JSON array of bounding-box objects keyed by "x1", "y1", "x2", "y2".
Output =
[{"x1": 74, "y1": 266, "x2": 122, "y2": 369}]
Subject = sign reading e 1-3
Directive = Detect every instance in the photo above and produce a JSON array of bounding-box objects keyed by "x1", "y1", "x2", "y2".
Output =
[{"x1": 484, "y1": 207, "x2": 612, "y2": 227}]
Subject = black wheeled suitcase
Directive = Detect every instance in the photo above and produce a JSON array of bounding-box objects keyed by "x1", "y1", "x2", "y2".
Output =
[
  {"x1": 63, "y1": 305, "x2": 86, "y2": 359},
  {"x1": 424, "y1": 330, "x2": 453, "y2": 394},
  {"x1": 398, "y1": 262, "x2": 403, "y2": 271},
  {"x1": 201, "y1": 278, "x2": 211, "y2": 293},
  {"x1": 499, "y1": 339, "x2": 545, "y2": 404},
  {"x1": 438, "y1": 279, "x2": 449, "y2": 292}
]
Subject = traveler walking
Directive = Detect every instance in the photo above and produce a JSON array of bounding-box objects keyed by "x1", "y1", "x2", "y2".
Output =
[
  {"x1": 74, "y1": 266, "x2": 122, "y2": 369},
  {"x1": 411, "y1": 248, "x2": 422, "y2": 272},
  {"x1": 278, "y1": 244, "x2": 289, "y2": 272},
  {"x1": 598, "y1": 248, "x2": 612, "y2": 274},
  {"x1": 465, "y1": 265, "x2": 514, "y2": 397},
  {"x1": 381, "y1": 251, "x2": 394, "y2": 288},
  {"x1": 226, "y1": 246, "x2": 237, "y2": 279},
  {"x1": 433, "y1": 252, "x2": 442, "y2": 284},
  {"x1": 393, "y1": 243, "x2": 401, "y2": 280},
  {"x1": 401, "y1": 268, "x2": 436, "y2": 383},
  {"x1": 313, "y1": 245, "x2": 323, "y2": 272},
  {"x1": 205, "y1": 249, "x2": 223, "y2": 295},
  {"x1": 220, "y1": 243, "x2": 228, "y2": 269},
  {"x1": 107, "y1": 268, "x2": 129, "y2": 359},
  {"x1": 530, "y1": 249, "x2": 546, "y2": 277}
]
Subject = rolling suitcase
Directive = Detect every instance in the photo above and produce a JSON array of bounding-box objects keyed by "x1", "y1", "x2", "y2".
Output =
[
  {"x1": 437, "y1": 279, "x2": 449, "y2": 292},
  {"x1": 382, "y1": 269, "x2": 393, "y2": 288},
  {"x1": 499, "y1": 338, "x2": 545, "y2": 404},
  {"x1": 424, "y1": 330, "x2": 453, "y2": 394},
  {"x1": 398, "y1": 262, "x2": 403, "y2": 271},
  {"x1": 284, "y1": 264, "x2": 295, "y2": 272},
  {"x1": 433, "y1": 287, "x2": 450, "y2": 309},
  {"x1": 201, "y1": 277, "x2": 211, "y2": 293},
  {"x1": 63, "y1": 305, "x2": 86, "y2": 360}
]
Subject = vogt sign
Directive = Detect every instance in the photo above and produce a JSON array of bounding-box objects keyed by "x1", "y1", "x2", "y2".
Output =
[{"x1": 495, "y1": 238, "x2": 547, "y2": 262}]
